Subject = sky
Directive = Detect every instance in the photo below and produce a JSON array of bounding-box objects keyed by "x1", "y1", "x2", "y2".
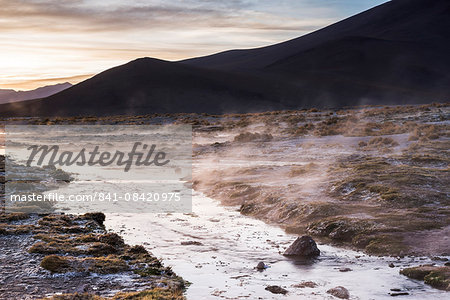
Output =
[{"x1": 0, "y1": 0, "x2": 387, "y2": 90}]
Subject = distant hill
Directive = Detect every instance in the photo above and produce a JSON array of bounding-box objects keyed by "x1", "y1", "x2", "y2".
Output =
[
  {"x1": 1, "y1": 0, "x2": 449, "y2": 117},
  {"x1": 0, "y1": 83, "x2": 72, "y2": 104}
]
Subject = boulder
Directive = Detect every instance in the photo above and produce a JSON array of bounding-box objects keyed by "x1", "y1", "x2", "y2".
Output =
[{"x1": 283, "y1": 236, "x2": 320, "y2": 257}]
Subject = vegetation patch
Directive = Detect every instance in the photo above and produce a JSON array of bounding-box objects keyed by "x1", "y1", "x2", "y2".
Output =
[
  {"x1": 233, "y1": 132, "x2": 273, "y2": 143},
  {"x1": 288, "y1": 163, "x2": 318, "y2": 177},
  {"x1": 43, "y1": 288, "x2": 185, "y2": 300},
  {"x1": 307, "y1": 217, "x2": 376, "y2": 243},
  {"x1": 362, "y1": 234, "x2": 408, "y2": 256},
  {"x1": 40, "y1": 255, "x2": 72, "y2": 273},
  {"x1": 0, "y1": 212, "x2": 30, "y2": 223},
  {"x1": 400, "y1": 265, "x2": 450, "y2": 290},
  {"x1": 0, "y1": 224, "x2": 34, "y2": 235}
]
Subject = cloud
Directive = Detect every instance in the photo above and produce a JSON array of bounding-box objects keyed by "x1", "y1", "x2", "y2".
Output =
[{"x1": 0, "y1": 0, "x2": 334, "y2": 33}]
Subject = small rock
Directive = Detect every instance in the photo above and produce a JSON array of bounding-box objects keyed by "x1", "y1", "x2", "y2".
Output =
[
  {"x1": 180, "y1": 241, "x2": 203, "y2": 246},
  {"x1": 327, "y1": 286, "x2": 350, "y2": 299},
  {"x1": 256, "y1": 262, "x2": 266, "y2": 270},
  {"x1": 283, "y1": 236, "x2": 320, "y2": 257},
  {"x1": 431, "y1": 256, "x2": 448, "y2": 261},
  {"x1": 265, "y1": 285, "x2": 288, "y2": 295},
  {"x1": 339, "y1": 267, "x2": 352, "y2": 272},
  {"x1": 390, "y1": 292, "x2": 409, "y2": 296},
  {"x1": 293, "y1": 281, "x2": 318, "y2": 288},
  {"x1": 390, "y1": 288, "x2": 401, "y2": 292},
  {"x1": 389, "y1": 263, "x2": 395, "y2": 268}
]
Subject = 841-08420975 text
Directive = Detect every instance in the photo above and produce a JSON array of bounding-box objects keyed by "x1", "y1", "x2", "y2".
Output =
[{"x1": 9, "y1": 192, "x2": 181, "y2": 202}]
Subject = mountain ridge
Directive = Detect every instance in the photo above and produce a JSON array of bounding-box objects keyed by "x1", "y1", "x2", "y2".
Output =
[
  {"x1": 0, "y1": 82, "x2": 72, "y2": 104},
  {"x1": 181, "y1": 0, "x2": 450, "y2": 71}
]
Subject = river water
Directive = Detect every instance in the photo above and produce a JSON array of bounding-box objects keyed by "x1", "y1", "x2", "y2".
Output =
[{"x1": 104, "y1": 192, "x2": 447, "y2": 300}]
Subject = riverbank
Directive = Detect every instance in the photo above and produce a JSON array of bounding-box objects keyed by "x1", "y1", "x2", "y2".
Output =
[
  {"x1": 190, "y1": 103, "x2": 449, "y2": 257},
  {"x1": 0, "y1": 212, "x2": 185, "y2": 300}
]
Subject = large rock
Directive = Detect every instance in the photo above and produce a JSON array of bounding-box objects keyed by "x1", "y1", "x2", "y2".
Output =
[{"x1": 283, "y1": 236, "x2": 320, "y2": 257}]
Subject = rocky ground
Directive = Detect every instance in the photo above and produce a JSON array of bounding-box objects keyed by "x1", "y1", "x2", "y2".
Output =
[
  {"x1": 0, "y1": 212, "x2": 185, "y2": 300},
  {"x1": 0, "y1": 153, "x2": 183, "y2": 298}
]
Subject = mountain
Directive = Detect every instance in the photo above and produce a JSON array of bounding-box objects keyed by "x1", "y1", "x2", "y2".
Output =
[
  {"x1": 0, "y1": 83, "x2": 72, "y2": 104},
  {"x1": 0, "y1": 0, "x2": 449, "y2": 117},
  {"x1": 0, "y1": 58, "x2": 296, "y2": 116},
  {"x1": 182, "y1": 0, "x2": 450, "y2": 104},
  {"x1": 183, "y1": 0, "x2": 450, "y2": 71}
]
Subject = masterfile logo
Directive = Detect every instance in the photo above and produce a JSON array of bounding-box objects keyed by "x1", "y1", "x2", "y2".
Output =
[{"x1": 4, "y1": 125, "x2": 192, "y2": 214}]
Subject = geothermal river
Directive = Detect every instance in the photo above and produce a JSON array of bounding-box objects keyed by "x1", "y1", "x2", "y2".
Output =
[
  {"x1": 104, "y1": 192, "x2": 447, "y2": 300},
  {"x1": 6, "y1": 126, "x2": 448, "y2": 299}
]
